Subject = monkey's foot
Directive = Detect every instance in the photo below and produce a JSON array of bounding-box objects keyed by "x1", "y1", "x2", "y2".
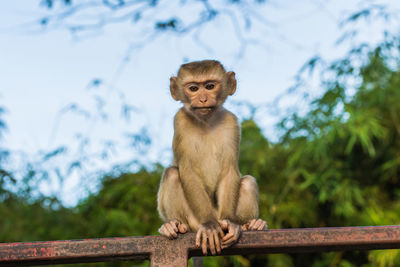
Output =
[
  {"x1": 241, "y1": 219, "x2": 267, "y2": 231},
  {"x1": 158, "y1": 220, "x2": 188, "y2": 239}
]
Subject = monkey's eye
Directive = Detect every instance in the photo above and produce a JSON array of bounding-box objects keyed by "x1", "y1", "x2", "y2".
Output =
[
  {"x1": 205, "y1": 83, "x2": 215, "y2": 90},
  {"x1": 189, "y1": 85, "x2": 199, "y2": 92}
]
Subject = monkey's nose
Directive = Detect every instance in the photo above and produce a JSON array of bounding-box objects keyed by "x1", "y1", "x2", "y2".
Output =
[{"x1": 199, "y1": 96, "x2": 207, "y2": 103}]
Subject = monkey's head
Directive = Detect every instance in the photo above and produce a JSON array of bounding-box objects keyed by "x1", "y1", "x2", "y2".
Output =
[{"x1": 170, "y1": 60, "x2": 237, "y2": 120}]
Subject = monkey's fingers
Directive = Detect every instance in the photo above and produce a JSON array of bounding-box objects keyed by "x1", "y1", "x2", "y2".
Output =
[
  {"x1": 201, "y1": 231, "x2": 208, "y2": 255},
  {"x1": 178, "y1": 223, "x2": 188, "y2": 234},
  {"x1": 213, "y1": 231, "x2": 222, "y2": 254},
  {"x1": 221, "y1": 231, "x2": 234, "y2": 243},
  {"x1": 207, "y1": 230, "x2": 217, "y2": 255},
  {"x1": 221, "y1": 227, "x2": 238, "y2": 243},
  {"x1": 195, "y1": 229, "x2": 202, "y2": 247},
  {"x1": 221, "y1": 236, "x2": 236, "y2": 249},
  {"x1": 219, "y1": 219, "x2": 229, "y2": 231},
  {"x1": 218, "y1": 227, "x2": 225, "y2": 239},
  {"x1": 222, "y1": 224, "x2": 241, "y2": 248},
  {"x1": 222, "y1": 229, "x2": 240, "y2": 248}
]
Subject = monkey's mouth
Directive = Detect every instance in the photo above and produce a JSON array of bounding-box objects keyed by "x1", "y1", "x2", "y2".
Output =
[
  {"x1": 192, "y1": 106, "x2": 216, "y2": 115},
  {"x1": 193, "y1": 106, "x2": 216, "y2": 110}
]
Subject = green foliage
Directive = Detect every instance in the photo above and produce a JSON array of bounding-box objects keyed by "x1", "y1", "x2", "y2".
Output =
[
  {"x1": 0, "y1": 195, "x2": 80, "y2": 242},
  {"x1": 257, "y1": 41, "x2": 400, "y2": 265},
  {"x1": 77, "y1": 166, "x2": 164, "y2": 238}
]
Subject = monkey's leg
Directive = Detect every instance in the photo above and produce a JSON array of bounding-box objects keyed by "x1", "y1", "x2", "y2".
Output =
[
  {"x1": 236, "y1": 175, "x2": 267, "y2": 230},
  {"x1": 157, "y1": 166, "x2": 200, "y2": 232}
]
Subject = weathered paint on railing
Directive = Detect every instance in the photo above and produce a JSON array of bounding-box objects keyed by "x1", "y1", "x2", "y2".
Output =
[{"x1": 0, "y1": 226, "x2": 399, "y2": 266}]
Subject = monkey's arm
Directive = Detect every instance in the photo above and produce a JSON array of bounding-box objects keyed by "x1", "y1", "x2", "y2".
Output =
[
  {"x1": 217, "y1": 113, "x2": 241, "y2": 222},
  {"x1": 172, "y1": 112, "x2": 218, "y2": 224},
  {"x1": 179, "y1": 165, "x2": 218, "y2": 224},
  {"x1": 179, "y1": 163, "x2": 225, "y2": 255},
  {"x1": 217, "y1": 166, "x2": 241, "y2": 222}
]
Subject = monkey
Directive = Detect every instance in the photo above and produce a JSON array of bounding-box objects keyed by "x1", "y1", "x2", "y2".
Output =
[{"x1": 157, "y1": 60, "x2": 267, "y2": 256}]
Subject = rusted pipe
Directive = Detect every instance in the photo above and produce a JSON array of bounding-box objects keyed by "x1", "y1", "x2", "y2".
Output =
[{"x1": 0, "y1": 226, "x2": 399, "y2": 266}]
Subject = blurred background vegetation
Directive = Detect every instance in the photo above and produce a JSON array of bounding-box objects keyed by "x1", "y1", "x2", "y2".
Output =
[{"x1": 1, "y1": 1, "x2": 400, "y2": 266}]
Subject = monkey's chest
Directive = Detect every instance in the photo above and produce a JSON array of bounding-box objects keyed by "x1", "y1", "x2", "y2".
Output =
[
  {"x1": 195, "y1": 141, "x2": 222, "y2": 167},
  {"x1": 183, "y1": 134, "x2": 227, "y2": 187}
]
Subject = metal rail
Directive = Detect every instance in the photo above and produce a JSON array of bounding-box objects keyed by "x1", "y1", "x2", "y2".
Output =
[{"x1": 0, "y1": 226, "x2": 399, "y2": 266}]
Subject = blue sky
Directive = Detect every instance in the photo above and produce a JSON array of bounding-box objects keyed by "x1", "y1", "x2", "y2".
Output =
[{"x1": 0, "y1": 0, "x2": 398, "y2": 205}]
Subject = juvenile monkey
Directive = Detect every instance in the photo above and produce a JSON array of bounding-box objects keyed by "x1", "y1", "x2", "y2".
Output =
[{"x1": 157, "y1": 60, "x2": 266, "y2": 255}]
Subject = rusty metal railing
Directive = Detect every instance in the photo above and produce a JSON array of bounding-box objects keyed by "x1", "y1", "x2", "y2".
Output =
[{"x1": 1, "y1": 226, "x2": 399, "y2": 266}]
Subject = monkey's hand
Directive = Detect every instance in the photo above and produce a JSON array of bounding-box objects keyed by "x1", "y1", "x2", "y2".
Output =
[
  {"x1": 219, "y1": 219, "x2": 242, "y2": 249},
  {"x1": 241, "y1": 219, "x2": 267, "y2": 231},
  {"x1": 158, "y1": 220, "x2": 188, "y2": 239},
  {"x1": 195, "y1": 221, "x2": 224, "y2": 255}
]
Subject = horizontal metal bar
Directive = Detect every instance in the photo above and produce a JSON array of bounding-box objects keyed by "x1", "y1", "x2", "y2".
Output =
[
  {"x1": 197, "y1": 225, "x2": 400, "y2": 257},
  {"x1": 0, "y1": 226, "x2": 399, "y2": 266}
]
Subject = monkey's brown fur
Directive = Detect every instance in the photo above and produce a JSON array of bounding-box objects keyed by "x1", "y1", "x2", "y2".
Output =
[{"x1": 157, "y1": 60, "x2": 266, "y2": 255}]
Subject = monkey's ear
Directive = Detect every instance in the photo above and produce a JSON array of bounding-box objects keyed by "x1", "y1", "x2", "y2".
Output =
[
  {"x1": 170, "y1": 77, "x2": 180, "y2": 101},
  {"x1": 226, "y1": 71, "x2": 237, "y2": 95}
]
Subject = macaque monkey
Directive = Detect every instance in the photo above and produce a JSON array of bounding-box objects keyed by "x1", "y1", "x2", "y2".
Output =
[{"x1": 157, "y1": 60, "x2": 266, "y2": 255}]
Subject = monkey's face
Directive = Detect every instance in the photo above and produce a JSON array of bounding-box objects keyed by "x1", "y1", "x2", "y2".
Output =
[
  {"x1": 170, "y1": 64, "x2": 237, "y2": 121},
  {"x1": 182, "y1": 77, "x2": 222, "y2": 118}
]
